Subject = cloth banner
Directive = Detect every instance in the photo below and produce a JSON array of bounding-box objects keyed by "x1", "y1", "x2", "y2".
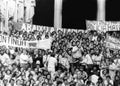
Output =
[
  {"x1": 0, "y1": 33, "x2": 52, "y2": 49},
  {"x1": 86, "y1": 20, "x2": 120, "y2": 32},
  {"x1": 21, "y1": 23, "x2": 85, "y2": 33},
  {"x1": 0, "y1": 34, "x2": 28, "y2": 48},
  {"x1": 28, "y1": 37, "x2": 53, "y2": 50},
  {"x1": 105, "y1": 36, "x2": 120, "y2": 49}
]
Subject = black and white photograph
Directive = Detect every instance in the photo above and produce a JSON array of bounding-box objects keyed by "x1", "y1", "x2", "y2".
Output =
[{"x1": 0, "y1": 0, "x2": 120, "y2": 86}]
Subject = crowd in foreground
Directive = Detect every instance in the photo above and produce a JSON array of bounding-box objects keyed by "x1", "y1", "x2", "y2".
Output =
[
  {"x1": 0, "y1": 45, "x2": 120, "y2": 86},
  {"x1": 0, "y1": 27, "x2": 120, "y2": 86}
]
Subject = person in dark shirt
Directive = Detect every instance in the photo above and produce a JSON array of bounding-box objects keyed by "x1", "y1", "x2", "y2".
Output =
[{"x1": 114, "y1": 75, "x2": 120, "y2": 86}]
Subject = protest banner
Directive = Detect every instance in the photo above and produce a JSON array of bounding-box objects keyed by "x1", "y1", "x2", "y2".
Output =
[
  {"x1": 0, "y1": 33, "x2": 52, "y2": 50},
  {"x1": 28, "y1": 37, "x2": 52, "y2": 50},
  {"x1": 38, "y1": 37, "x2": 52, "y2": 50},
  {"x1": 105, "y1": 36, "x2": 120, "y2": 49},
  {"x1": 86, "y1": 20, "x2": 120, "y2": 32},
  {"x1": 21, "y1": 23, "x2": 86, "y2": 34},
  {"x1": 28, "y1": 41, "x2": 38, "y2": 49},
  {"x1": 0, "y1": 34, "x2": 28, "y2": 48}
]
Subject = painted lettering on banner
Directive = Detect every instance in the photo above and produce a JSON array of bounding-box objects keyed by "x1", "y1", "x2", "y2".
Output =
[{"x1": 86, "y1": 20, "x2": 120, "y2": 32}]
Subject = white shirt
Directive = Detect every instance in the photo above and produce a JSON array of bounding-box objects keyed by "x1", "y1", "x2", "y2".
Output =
[
  {"x1": 90, "y1": 74, "x2": 99, "y2": 85},
  {"x1": 20, "y1": 53, "x2": 29, "y2": 64},
  {"x1": 72, "y1": 46, "x2": 78, "y2": 52},
  {"x1": 114, "y1": 59, "x2": 120, "y2": 67},
  {"x1": 81, "y1": 54, "x2": 93, "y2": 64},
  {"x1": 1, "y1": 53, "x2": 10, "y2": 66},
  {"x1": 4, "y1": 74, "x2": 11, "y2": 81},
  {"x1": 47, "y1": 56, "x2": 57, "y2": 71},
  {"x1": 92, "y1": 36, "x2": 97, "y2": 41},
  {"x1": 109, "y1": 63, "x2": 118, "y2": 70},
  {"x1": 59, "y1": 57, "x2": 69, "y2": 69},
  {"x1": 73, "y1": 49, "x2": 82, "y2": 58}
]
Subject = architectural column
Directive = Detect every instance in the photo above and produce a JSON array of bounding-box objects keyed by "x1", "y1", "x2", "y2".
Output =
[
  {"x1": 54, "y1": 0, "x2": 63, "y2": 28},
  {"x1": 97, "y1": 0, "x2": 106, "y2": 21},
  {"x1": 5, "y1": 0, "x2": 8, "y2": 32}
]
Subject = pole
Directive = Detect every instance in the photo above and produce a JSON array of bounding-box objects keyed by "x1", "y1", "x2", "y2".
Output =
[
  {"x1": 54, "y1": 0, "x2": 63, "y2": 28},
  {"x1": 97, "y1": 0, "x2": 106, "y2": 21}
]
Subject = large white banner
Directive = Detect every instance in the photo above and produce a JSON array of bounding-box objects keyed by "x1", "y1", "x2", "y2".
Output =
[{"x1": 21, "y1": 23, "x2": 85, "y2": 33}]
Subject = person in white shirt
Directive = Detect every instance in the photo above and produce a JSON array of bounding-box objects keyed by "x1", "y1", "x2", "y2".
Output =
[
  {"x1": 47, "y1": 53, "x2": 57, "y2": 79},
  {"x1": 19, "y1": 50, "x2": 29, "y2": 68},
  {"x1": 59, "y1": 54, "x2": 70, "y2": 70},
  {"x1": 81, "y1": 53, "x2": 93, "y2": 65},
  {"x1": 72, "y1": 46, "x2": 82, "y2": 59},
  {"x1": 90, "y1": 74, "x2": 99, "y2": 86},
  {"x1": 0, "y1": 50, "x2": 10, "y2": 66}
]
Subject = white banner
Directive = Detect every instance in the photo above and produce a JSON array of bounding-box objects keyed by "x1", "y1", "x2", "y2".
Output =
[
  {"x1": 105, "y1": 36, "x2": 120, "y2": 49},
  {"x1": 21, "y1": 23, "x2": 85, "y2": 33},
  {"x1": 0, "y1": 34, "x2": 28, "y2": 48},
  {"x1": 86, "y1": 20, "x2": 120, "y2": 32},
  {"x1": 28, "y1": 37, "x2": 53, "y2": 50},
  {"x1": 0, "y1": 34, "x2": 52, "y2": 50}
]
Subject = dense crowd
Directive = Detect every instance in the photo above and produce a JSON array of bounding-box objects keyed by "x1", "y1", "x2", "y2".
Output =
[{"x1": 0, "y1": 26, "x2": 120, "y2": 86}]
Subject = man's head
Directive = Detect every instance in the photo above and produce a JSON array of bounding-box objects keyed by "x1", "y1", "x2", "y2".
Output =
[
  {"x1": 10, "y1": 79, "x2": 15, "y2": 84},
  {"x1": 106, "y1": 75, "x2": 111, "y2": 81},
  {"x1": 6, "y1": 69, "x2": 11, "y2": 75},
  {"x1": 3, "y1": 79, "x2": 8, "y2": 84}
]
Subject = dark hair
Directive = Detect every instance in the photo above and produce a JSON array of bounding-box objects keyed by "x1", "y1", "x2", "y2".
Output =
[
  {"x1": 42, "y1": 82, "x2": 47, "y2": 86},
  {"x1": 9, "y1": 79, "x2": 15, "y2": 83},
  {"x1": 50, "y1": 53, "x2": 55, "y2": 57},
  {"x1": 57, "y1": 81, "x2": 63, "y2": 85},
  {"x1": 106, "y1": 75, "x2": 111, "y2": 79},
  {"x1": 86, "y1": 81, "x2": 92, "y2": 85}
]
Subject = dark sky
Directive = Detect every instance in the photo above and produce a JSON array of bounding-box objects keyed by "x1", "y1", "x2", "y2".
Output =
[{"x1": 33, "y1": 0, "x2": 120, "y2": 30}]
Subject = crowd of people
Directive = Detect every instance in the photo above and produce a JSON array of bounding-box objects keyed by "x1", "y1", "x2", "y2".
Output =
[{"x1": 0, "y1": 26, "x2": 120, "y2": 86}]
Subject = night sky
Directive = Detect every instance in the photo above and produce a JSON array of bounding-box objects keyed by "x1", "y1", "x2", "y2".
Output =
[{"x1": 33, "y1": 0, "x2": 120, "y2": 30}]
